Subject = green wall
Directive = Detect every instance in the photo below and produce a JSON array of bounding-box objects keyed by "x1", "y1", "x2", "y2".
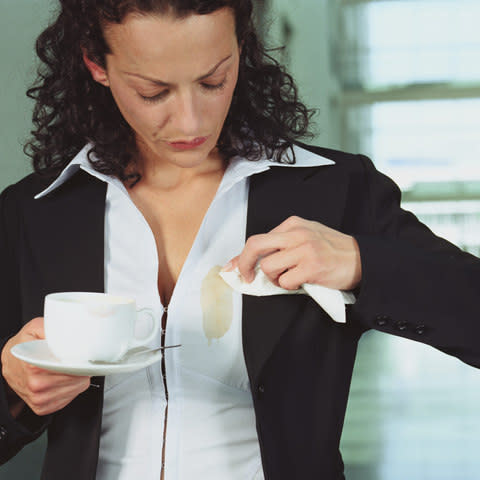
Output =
[
  {"x1": 264, "y1": 0, "x2": 341, "y2": 148},
  {"x1": 0, "y1": 0, "x2": 54, "y2": 191}
]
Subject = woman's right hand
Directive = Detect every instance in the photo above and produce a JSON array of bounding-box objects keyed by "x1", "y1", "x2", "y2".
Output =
[{"x1": 1, "y1": 317, "x2": 91, "y2": 417}]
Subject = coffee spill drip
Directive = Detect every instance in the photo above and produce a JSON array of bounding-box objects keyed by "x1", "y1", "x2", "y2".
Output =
[{"x1": 201, "y1": 265, "x2": 233, "y2": 345}]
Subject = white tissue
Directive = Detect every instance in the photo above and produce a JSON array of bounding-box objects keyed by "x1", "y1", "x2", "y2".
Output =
[{"x1": 219, "y1": 266, "x2": 355, "y2": 324}]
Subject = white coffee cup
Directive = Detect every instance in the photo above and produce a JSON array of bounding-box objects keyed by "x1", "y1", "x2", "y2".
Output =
[{"x1": 44, "y1": 292, "x2": 160, "y2": 363}]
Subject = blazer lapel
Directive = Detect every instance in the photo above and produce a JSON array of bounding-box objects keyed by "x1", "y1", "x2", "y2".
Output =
[
  {"x1": 22, "y1": 169, "x2": 107, "y2": 323},
  {"x1": 242, "y1": 164, "x2": 347, "y2": 385}
]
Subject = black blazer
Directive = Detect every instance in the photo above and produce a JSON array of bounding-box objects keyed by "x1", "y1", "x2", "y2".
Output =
[{"x1": 1, "y1": 145, "x2": 479, "y2": 480}]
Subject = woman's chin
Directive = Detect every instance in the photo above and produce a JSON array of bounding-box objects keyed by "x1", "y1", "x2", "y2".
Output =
[{"x1": 144, "y1": 145, "x2": 217, "y2": 169}]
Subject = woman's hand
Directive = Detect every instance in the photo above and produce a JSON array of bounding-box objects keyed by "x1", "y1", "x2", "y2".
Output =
[
  {"x1": 1, "y1": 317, "x2": 91, "y2": 418},
  {"x1": 224, "y1": 216, "x2": 362, "y2": 291}
]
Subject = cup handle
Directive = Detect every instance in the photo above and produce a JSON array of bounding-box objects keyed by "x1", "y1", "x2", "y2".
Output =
[{"x1": 129, "y1": 308, "x2": 160, "y2": 349}]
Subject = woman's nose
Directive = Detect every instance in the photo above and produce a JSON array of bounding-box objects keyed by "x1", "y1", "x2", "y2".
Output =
[{"x1": 170, "y1": 91, "x2": 201, "y2": 135}]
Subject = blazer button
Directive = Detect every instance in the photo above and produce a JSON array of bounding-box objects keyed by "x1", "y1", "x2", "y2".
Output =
[
  {"x1": 257, "y1": 385, "x2": 265, "y2": 397},
  {"x1": 414, "y1": 325, "x2": 427, "y2": 335},
  {"x1": 375, "y1": 315, "x2": 390, "y2": 327},
  {"x1": 394, "y1": 320, "x2": 409, "y2": 332},
  {"x1": 0, "y1": 426, "x2": 8, "y2": 441}
]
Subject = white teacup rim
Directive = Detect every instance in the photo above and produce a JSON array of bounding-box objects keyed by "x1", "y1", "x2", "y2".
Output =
[{"x1": 45, "y1": 292, "x2": 136, "y2": 306}]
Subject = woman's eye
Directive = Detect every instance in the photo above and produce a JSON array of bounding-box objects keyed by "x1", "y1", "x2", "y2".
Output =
[
  {"x1": 201, "y1": 79, "x2": 226, "y2": 91},
  {"x1": 138, "y1": 80, "x2": 226, "y2": 103},
  {"x1": 139, "y1": 91, "x2": 168, "y2": 103}
]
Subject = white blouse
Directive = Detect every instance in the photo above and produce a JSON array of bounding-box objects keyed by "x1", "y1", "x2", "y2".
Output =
[{"x1": 35, "y1": 144, "x2": 334, "y2": 479}]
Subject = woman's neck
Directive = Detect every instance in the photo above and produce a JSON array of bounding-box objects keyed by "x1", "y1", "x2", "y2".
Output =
[{"x1": 131, "y1": 142, "x2": 226, "y2": 192}]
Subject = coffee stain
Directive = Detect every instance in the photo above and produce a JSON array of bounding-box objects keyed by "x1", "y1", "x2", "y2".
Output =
[{"x1": 201, "y1": 265, "x2": 233, "y2": 345}]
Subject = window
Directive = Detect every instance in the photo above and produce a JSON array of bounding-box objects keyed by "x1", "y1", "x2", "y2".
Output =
[{"x1": 337, "y1": 0, "x2": 480, "y2": 254}]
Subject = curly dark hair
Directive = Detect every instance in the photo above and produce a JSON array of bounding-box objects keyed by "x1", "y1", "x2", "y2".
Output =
[{"x1": 25, "y1": 0, "x2": 315, "y2": 186}]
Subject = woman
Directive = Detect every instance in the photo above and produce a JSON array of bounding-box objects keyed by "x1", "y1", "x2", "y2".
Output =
[{"x1": 0, "y1": 1, "x2": 479, "y2": 479}]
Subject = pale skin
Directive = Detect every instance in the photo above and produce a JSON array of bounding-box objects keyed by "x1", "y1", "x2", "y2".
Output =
[
  {"x1": 1, "y1": 319, "x2": 91, "y2": 417},
  {"x1": 2, "y1": 7, "x2": 361, "y2": 419}
]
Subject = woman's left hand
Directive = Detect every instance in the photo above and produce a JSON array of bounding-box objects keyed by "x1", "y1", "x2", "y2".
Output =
[{"x1": 223, "y1": 216, "x2": 362, "y2": 291}]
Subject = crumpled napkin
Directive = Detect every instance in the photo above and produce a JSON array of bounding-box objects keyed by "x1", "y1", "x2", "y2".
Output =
[{"x1": 219, "y1": 265, "x2": 356, "y2": 324}]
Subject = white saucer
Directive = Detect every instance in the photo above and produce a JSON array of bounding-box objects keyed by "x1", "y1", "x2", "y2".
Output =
[{"x1": 11, "y1": 340, "x2": 165, "y2": 376}]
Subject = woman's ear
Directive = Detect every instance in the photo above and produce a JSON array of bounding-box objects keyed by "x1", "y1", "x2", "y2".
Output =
[{"x1": 82, "y1": 51, "x2": 110, "y2": 87}]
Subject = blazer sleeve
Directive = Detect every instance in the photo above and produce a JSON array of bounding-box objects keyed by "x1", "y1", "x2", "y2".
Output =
[
  {"x1": 351, "y1": 155, "x2": 480, "y2": 368},
  {"x1": 0, "y1": 184, "x2": 51, "y2": 464}
]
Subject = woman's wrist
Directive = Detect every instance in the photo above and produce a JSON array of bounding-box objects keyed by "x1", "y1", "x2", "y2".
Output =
[
  {"x1": 5, "y1": 381, "x2": 26, "y2": 419},
  {"x1": 2, "y1": 339, "x2": 26, "y2": 419}
]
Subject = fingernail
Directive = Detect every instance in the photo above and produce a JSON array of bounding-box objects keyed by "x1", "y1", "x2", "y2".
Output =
[
  {"x1": 245, "y1": 273, "x2": 255, "y2": 283},
  {"x1": 221, "y1": 261, "x2": 233, "y2": 272}
]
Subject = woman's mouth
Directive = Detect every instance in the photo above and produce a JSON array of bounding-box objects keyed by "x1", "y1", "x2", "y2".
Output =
[{"x1": 166, "y1": 136, "x2": 209, "y2": 150}]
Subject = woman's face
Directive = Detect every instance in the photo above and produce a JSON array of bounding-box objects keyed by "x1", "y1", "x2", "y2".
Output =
[{"x1": 86, "y1": 8, "x2": 240, "y2": 169}]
